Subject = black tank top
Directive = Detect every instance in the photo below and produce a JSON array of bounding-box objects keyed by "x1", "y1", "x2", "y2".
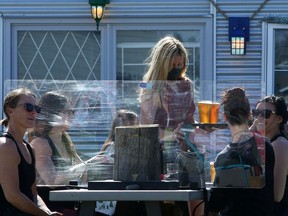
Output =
[
  {"x1": 272, "y1": 133, "x2": 288, "y2": 209},
  {"x1": 46, "y1": 135, "x2": 74, "y2": 171},
  {"x1": 0, "y1": 132, "x2": 35, "y2": 214}
]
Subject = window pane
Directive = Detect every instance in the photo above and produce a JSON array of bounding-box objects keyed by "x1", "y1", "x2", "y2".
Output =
[
  {"x1": 116, "y1": 30, "x2": 201, "y2": 110},
  {"x1": 18, "y1": 31, "x2": 101, "y2": 82},
  {"x1": 274, "y1": 29, "x2": 288, "y2": 102}
]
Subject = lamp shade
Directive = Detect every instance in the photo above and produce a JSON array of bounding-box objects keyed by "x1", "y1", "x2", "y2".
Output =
[
  {"x1": 91, "y1": 6, "x2": 104, "y2": 20},
  {"x1": 89, "y1": 0, "x2": 110, "y2": 31},
  {"x1": 229, "y1": 17, "x2": 250, "y2": 55}
]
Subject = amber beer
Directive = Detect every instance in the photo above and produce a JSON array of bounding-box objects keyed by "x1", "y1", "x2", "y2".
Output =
[
  {"x1": 210, "y1": 102, "x2": 220, "y2": 124},
  {"x1": 198, "y1": 101, "x2": 212, "y2": 123},
  {"x1": 210, "y1": 161, "x2": 216, "y2": 183}
]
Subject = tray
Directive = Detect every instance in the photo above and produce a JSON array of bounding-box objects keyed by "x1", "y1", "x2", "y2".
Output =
[
  {"x1": 191, "y1": 122, "x2": 228, "y2": 129},
  {"x1": 182, "y1": 122, "x2": 228, "y2": 133}
]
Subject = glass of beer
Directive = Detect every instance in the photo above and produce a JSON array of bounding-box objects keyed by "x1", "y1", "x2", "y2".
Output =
[
  {"x1": 210, "y1": 161, "x2": 216, "y2": 183},
  {"x1": 210, "y1": 102, "x2": 220, "y2": 123},
  {"x1": 198, "y1": 101, "x2": 212, "y2": 123}
]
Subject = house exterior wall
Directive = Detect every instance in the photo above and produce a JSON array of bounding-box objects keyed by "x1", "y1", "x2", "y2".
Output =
[
  {"x1": 214, "y1": 0, "x2": 288, "y2": 107},
  {"x1": 1, "y1": 0, "x2": 287, "y2": 104},
  {"x1": 1, "y1": 0, "x2": 288, "y2": 159}
]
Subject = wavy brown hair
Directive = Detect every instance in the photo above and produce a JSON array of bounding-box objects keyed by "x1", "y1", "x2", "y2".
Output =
[{"x1": 221, "y1": 87, "x2": 250, "y2": 126}]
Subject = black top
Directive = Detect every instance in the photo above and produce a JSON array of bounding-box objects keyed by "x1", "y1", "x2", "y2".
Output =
[
  {"x1": 208, "y1": 137, "x2": 275, "y2": 216},
  {"x1": 0, "y1": 132, "x2": 35, "y2": 214},
  {"x1": 46, "y1": 135, "x2": 73, "y2": 171},
  {"x1": 272, "y1": 133, "x2": 288, "y2": 215}
]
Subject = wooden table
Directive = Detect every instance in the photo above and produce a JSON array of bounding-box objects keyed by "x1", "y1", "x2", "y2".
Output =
[{"x1": 49, "y1": 189, "x2": 205, "y2": 216}]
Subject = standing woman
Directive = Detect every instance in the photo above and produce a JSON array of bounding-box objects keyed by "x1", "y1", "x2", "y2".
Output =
[
  {"x1": 138, "y1": 35, "x2": 195, "y2": 145},
  {"x1": 250, "y1": 95, "x2": 288, "y2": 215},
  {"x1": 138, "y1": 35, "x2": 203, "y2": 216},
  {"x1": 0, "y1": 88, "x2": 62, "y2": 216}
]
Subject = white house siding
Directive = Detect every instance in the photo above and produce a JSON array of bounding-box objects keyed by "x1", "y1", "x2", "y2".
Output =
[
  {"x1": 212, "y1": 0, "x2": 288, "y2": 154},
  {"x1": 2, "y1": 0, "x2": 287, "y2": 104},
  {"x1": 214, "y1": 0, "x2": 288, "y2": 107},
  {"x1": 0, "y1": 0, "x2": 287, "y2": 172},
  {"x1": 0, "y1": 1, "x2": 212, "y2": 158}
]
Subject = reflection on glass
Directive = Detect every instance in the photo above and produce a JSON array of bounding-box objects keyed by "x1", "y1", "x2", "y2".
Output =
[{"x1": 3, "y1": 80, "x2": 266, "y2": 189}]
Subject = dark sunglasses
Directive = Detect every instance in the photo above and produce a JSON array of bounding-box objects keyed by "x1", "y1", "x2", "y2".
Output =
[
  {"x1": 18, "y1": 103, "x2": 41, "y2": 114},
  {"x1": 252, "y1": 109, "x2": 275, "y2": 119}
]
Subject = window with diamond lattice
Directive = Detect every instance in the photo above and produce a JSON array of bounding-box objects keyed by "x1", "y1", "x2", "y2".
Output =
[{"x1": 17, "y1": 31, "x2": 101, "y2": 83}]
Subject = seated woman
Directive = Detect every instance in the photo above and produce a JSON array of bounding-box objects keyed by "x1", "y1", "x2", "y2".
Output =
[
  {"x1": 28, "y1": 91, "x2": 84, "y2": 185},
  {"x1": 208, "y1": 87, "x2": 275, "y2": 216},
  {"x1": 92, "y1": 109, "x2": 139, "y2": 216},
  {"x1": 100, "y1": 109, "x2": 139, "y2": 162}
]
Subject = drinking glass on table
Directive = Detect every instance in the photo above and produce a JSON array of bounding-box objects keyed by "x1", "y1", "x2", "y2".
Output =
[{"x1": 165, "y1": 162, "x2": 179, "y2": 180}]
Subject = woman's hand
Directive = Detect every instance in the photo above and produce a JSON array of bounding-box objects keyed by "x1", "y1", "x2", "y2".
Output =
[
  {"x1": 172, "y1": 122, "x2": 184, "y2": 143},
  {"x1": 188, "y1": 127, "x2": 210, "y2": 154}
]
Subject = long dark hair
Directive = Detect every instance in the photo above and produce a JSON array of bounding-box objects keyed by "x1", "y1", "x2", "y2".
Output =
[{"x1": 28, "y1": 91, "x2": 76, "y2": 157}]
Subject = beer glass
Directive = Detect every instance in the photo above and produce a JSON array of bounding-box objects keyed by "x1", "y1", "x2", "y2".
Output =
[
  {"x1": 210, "y1": 102, "x2": 220, "y2": 123},
  {"x1": 198, "y1": 101, "x2": 212, "y2": 123},
  {"x1": 210, "y1": 161, "x2": 216, "y2": 183}
]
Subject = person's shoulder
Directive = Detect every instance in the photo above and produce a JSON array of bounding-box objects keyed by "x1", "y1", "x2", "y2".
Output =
[
  {"x1": 179, "y1": 77, "x2": 193, "y2": 83},
  {"x1": 30, "y1": 136, "x2": 48, "y2": 144},
  {"x1": 0, "y1": 137, "x2": 18, "y2": 159},
  {"x1": 252, "y1": 132, "x2": 270, "y2": 144},
  {"x1": 272, "y1": 134, "x2": 288, "y2": 151},
  {"x1": 0, "y1": 135, "x2": 16, "y2": 146},
  {"x1": 30, "y1": 136, "x2": 50, "y2": 150}
]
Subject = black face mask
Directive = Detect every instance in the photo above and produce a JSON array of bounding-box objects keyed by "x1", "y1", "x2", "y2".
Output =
[{"x1": 167, "y1": 68, "x2": 182, "y2": 80}]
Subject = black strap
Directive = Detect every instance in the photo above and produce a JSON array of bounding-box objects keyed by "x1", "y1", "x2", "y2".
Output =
[
  {"x1": 1, "y1": 132, "x2": 35, "y2": 165},
  {"x1": 1, "y1": 132, "x2": 18, "y2": 144}
]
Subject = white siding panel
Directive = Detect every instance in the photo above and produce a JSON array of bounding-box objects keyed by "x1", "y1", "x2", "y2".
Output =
[{"x1": 215, "y1": 0, "x2": 288, "y2": 99}]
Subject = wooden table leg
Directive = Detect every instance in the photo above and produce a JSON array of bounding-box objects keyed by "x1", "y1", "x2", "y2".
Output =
[{"x1": 79, "y1": 201, "x2": 96, "y2": 216}]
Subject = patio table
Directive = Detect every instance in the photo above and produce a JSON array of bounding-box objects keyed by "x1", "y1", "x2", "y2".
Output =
[{"x1": 49, "y1": 188, "x2": 205, "y2": 216}]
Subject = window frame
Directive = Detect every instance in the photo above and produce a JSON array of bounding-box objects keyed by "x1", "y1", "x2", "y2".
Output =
[
  {"x1": 1, "y1": 15, "x2": 213, "y2": 115},
  {"x1": 264, "y1": 22, "x2": 288, "y2": 95},
  {"x1": 107, "y1": 16, "x2": 214, "y2": 100}
]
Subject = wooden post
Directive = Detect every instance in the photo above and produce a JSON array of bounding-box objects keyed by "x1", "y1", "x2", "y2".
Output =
[{"x1": 113, "y1": 124, "x2": 161, "y2": 181}]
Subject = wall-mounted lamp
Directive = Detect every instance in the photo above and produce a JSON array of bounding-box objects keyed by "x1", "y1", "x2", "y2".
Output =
[
  {"x1": 89, "y1": 0, "x2": 110, "y2": 31},
  {"x1": 229, "y1": 17, "x2": 250, "y2": 55}
]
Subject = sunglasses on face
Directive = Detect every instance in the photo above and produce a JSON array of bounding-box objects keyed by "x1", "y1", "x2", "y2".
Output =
[
  {"x1": 252, "y1": 109, "x2": 275, "y2": 119},
  {"x1": 18, "y1": 103, "x2": 41, "y2": 114}
]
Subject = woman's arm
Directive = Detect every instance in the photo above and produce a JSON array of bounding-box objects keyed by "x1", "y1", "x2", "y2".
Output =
[
  {"x1": 0, "y1": 139, "x2": 60, "y2": 216},
  {"x1": 272, "y1": 138, "x2": 288, "y2": 202}
]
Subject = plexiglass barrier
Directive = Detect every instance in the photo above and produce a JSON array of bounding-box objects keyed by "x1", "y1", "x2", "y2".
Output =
[{"x1": 2, "y1": 80, "x2": 266, "y2": 189}]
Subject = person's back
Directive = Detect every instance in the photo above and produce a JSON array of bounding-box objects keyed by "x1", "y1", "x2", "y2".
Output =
[
  {"x1": 208, "y1": 87, "x2": 275, "y2": 216},
  {"x1": 209, "y1": 139, "x2": 275, "y2": 216}
]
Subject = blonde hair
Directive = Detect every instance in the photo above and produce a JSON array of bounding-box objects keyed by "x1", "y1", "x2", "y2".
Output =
[{"x1": 139, "y1": 35, "x2": 190, "y2": 106}]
